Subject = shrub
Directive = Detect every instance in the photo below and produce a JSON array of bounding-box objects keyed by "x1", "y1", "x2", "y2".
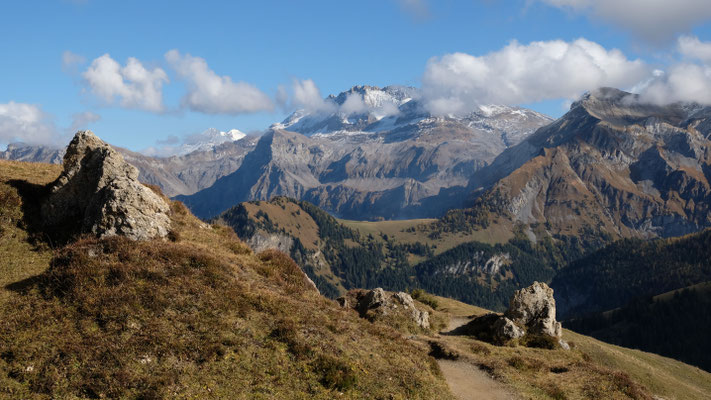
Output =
[{"x1": 312, "y1": 355, "x2": 357, "y2": 392}]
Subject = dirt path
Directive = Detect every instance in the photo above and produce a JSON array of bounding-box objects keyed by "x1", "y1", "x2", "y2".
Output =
[
  {"x1": 437, "y1": 315, "x2": 520, "y2": 400},
  {"x1": 438, "y1": 360, "x2": 518, "y2": 400}
]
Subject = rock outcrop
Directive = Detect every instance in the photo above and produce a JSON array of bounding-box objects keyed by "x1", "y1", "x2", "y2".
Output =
[
  {"x1": 341, "y1": 288, "x2": 431, "y2": 331},
  {"x1": 505, "y1": 281, "x2": 562, "y2": 338},
  {"x1": 41, "y1": 131, "x2": 171, "y2": 241},
  {"x1": 454, "y1": 282, "x2": 565, "y2": 348}
]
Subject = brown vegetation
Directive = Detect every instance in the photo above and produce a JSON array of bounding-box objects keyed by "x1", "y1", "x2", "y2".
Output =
[{"x1": 0, "y1": 160, "x2": 453, "y2": 399}]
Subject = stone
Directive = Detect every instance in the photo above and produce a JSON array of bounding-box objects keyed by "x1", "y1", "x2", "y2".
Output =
[
  {"x1": 452, "y1": 313, "x2": 523, "y2": 344},
  {"x1": 360, "y1": 288, "x2": 388, "y2": 314},
  {"x1": 348, "y1": 288, "x2": 431, "y2": 330},
  {"x1": 41, "y1": 130, "x2": 171, "y2": 241},
  {"x1": 505, "y1": 281, "x2": 562, "y2": 338},
  {"x1": 492, "y1": 316, "x2": 525, "y2": 342}
]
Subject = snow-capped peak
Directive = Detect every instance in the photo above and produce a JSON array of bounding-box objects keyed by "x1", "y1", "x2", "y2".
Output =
[{"x1": 143, "y1": 128, "x2": 247, "y2": 157}]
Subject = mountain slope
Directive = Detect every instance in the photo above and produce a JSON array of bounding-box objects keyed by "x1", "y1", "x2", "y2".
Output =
[
  {"x1": 551, "y1": 228, "x2": 711, "y2": 318},
  {"x1": 427, "y1": 88, "x2": 711, "y2": 247},
  {"x1": 178, "y1": 85, "x2": 552, "y2": 220},
  {"x1": 551, "y1": 228, "x2": 711, "y2": 371},
  {"x1": 217, "y1": 197, "x2": 584, "y2": 311},
  {"x1": 0, "y1": 159, "x2": 453, "y2": 399},
  {"x1": 565, "y1": 282, "x2": 711, "y2": 372},
  {"x1": 3, "y1": 159, "x2": 710, "y2": 399}
]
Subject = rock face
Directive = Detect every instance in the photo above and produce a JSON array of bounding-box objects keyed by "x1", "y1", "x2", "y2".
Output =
[
  {"x1": 41, "y1": 131, "x2": 171, "y2": 241},
  {"x1": 505, "y1": 281, "x2": 562, "y2": 338},
  {"x1": 342, "y1": 288, "x2": 431, "y2": 330}
]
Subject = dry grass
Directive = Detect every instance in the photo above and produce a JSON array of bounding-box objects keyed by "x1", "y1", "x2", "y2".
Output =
[
  {"x1": 339, "y1": 218, "x2": 514, "y2": 255},
  {"x1": 244, "y1": 198, "x2": 321, "y2": 250},
  {"x1": 0, "y1": 161, "x2": 454, "y2": 400},
  {"x1": 426, "y1": 293, "x2": 711, "y2": 400}
]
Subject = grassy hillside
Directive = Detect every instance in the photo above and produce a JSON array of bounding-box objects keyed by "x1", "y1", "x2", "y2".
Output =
[
  {"x1": 222, "y1": 198, "x2": 592, "y2": 311},
  {"x1": 216, "y1": 197, "x2": 430, "y2": 298},
  {"x1": 0, "y1": 160, "x2": 452, "y2": 399},
  {"x1": 2, "y1": 160, "x2": 710, "y2": 399},
  {"x1": 339, "y1": 217, "x2": 514, "y2": 255},
  {"x1": 431, "y1": 296, "x2": 711, "y2": 400}
]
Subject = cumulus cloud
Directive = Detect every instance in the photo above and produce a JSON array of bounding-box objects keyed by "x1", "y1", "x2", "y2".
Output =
[
  {"x1": 68, "y1": 111, "x2": 101, "y2": 133},
  {"x1": 0, "y1": 102, "x2": 59, "y2": 146},
  {"x1": 638, "y1": 64, "x2": 711, "y2": 105},
  {"x1": 165, "y1": 50, "x2": 273, "y2": 114},
  {"x1": 539, "y1": 0, "x2": 711, "y2": 42},
  {"x1": 82, "y1": 54, "x2": 168, "y2": 112},
  {"x1": 422, "y1": 38, "x2": 648, "y2": 114},
  {"x1": 633, "y1": 36, "x2": 711, "y2": 105}
]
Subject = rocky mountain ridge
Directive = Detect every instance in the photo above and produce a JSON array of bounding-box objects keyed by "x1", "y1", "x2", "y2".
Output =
[
  {"x1": 439, "y1": 87, "x2": 711, "y2": 242},
  {"x1": 179, "y1": 85, "x2": 553, "y2": 219},
  {"x1": 2, "y1": 85, "x2": 552, "y2": 221}
]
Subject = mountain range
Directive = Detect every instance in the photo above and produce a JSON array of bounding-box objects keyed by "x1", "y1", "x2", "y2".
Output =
[
  {"x1": 431, "y1": 87, "x2": 711, "y2": 244},
  {"x1": 2, "y1": 85, "x2": 552, "y2": 220}
]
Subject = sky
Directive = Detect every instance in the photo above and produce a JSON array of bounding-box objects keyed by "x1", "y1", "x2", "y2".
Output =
[{"x1": 2, "y1": 0, "x2": 711, "y2": 153}]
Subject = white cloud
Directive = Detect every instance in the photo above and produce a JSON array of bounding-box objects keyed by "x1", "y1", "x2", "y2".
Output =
[
  {"x1": 82, "y1": 54, "x2": 168, "y2": 112},
  {"x1": 165, "y1": 50, "x2": 273, "y2": 114},
  {"x1": 539, "y1": 0, "x2": 711, "y2": 42},
  {"x1": 633, "y1": 36, "x2": 711, "y2": 105},
  {"x1": 422, "y1": 38, "x2": 648, "y2": 114},
  {"x1": 638, "y1": 64, "x2": 711, "y2": 105},
  {"x1": 0, "y1": 102, "x2": 59, "y2": 145},
  {"x1": 289, "y1": 78, "x2": 336, "y2": 113},
  {"x1": 61, "y1": 50, "x2": 86, "y2": 72},
  {"x1": 340, "y1": 93, "x2": 368, "y2": 115},
  {"x1": 68, "y1": 111, "x2": 101, "y2": 133},
  {"x1": 678, "y1": 35, "x2": 711, "y2": 63}
]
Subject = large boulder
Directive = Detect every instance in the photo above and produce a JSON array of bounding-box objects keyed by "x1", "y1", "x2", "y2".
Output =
[
  {"x1": 41, "y1": 131, "x2": 171, "y2": 241},
  {"x1": 453, "y1": 282, "x2": 566, "y2": 348},
  {"x1": 505, "y1": 281, "x2": 562, "y2": 338},
  {"x1": 452, "y1": 313, "x2": 524, "y2": 344},
  {"x1": 341, "y1": 288, "x2": 431, "y2": 331}
]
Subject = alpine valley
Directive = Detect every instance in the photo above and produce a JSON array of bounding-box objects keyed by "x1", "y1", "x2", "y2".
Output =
[{"x1": 4, "y1": 84, "x2": 711, "y2": 397}]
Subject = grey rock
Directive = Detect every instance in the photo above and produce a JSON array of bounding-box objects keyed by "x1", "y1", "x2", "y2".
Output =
[
  {"x1": 246, "y1": 232, "x2": 293, "y2": 254},
  {"x1": 452, "y1": 313, "x2": 524, "y2": 344},
  {"x1": 41, "y1": 130, "x2": 171, "y2": 241},
  {"x1": 505, "y1": 281, "x2": 562, "y2": 338},
  {"x1": 360, "y1": 288, "x2": 389, "y2": 313},
  {"x1": 351, "y1": 288, "x2": 431, "y2": 330},
  {"x1": 492, "y1": 316, "x2": 525, "y2": 342}
]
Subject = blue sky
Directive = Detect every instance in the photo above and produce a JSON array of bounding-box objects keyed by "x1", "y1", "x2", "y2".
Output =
[{"x1": 2, "y1": 0, "x2": 711, "y2": 152}]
